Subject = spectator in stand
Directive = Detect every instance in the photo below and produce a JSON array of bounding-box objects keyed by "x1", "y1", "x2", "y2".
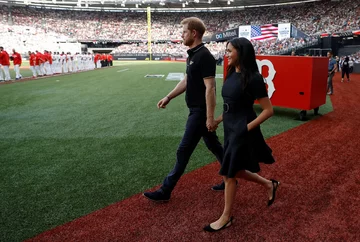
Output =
[
  {"x1": 0, "y1": 0, "x2": 359, "y2": 60},
  {"x1": 1, "y1": 0, "x2": 359, "y2": 45}
]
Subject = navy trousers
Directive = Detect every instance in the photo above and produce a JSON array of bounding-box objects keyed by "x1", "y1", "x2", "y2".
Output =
[{"x1": 161, "y1": 108, "x2": 224, "y2": 193}]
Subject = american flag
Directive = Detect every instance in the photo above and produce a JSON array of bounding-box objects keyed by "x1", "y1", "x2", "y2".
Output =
[{"x1": 251, "y1": 24, "x2": 278, "y2": 41}]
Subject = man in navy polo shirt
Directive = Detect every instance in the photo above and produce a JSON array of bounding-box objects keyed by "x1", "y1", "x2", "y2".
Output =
[
  {"x1": 144, "y1": 17, "x2": 224, "y2": 202},
  {"x1": 327, "y1": 51, "x2": 337, "y2": 95}
]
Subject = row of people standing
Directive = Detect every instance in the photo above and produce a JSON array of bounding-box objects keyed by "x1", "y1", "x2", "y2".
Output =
[
  {"x1": 28, "y1": 52, "x2": 98, "y2": 78},
  {"x1": 94, "y1": 53, "x2": 113, "y2": 68},
  {"x1": 1, "y1": 48, "x2": 114, "y2": 82},
  {"x1": 0, "y1": 47, "x2": 23, "y2": 82}
]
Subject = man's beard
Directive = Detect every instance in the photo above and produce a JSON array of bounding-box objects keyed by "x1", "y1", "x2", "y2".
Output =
[{"x1": 184, "y1": 38, "x2": 194, "y2": 47}]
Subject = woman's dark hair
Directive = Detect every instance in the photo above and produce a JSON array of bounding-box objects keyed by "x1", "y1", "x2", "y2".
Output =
[
  {"x1": 345, "y1": 56, "x2": 349, "y2": 62},
  {"x1": 226, "y1": 37, "x2": 259, "y2": 90}
]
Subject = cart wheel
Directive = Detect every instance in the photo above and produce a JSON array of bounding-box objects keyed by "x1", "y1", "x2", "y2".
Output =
[
  {"x1": 314, "y1": 107, "x2": 319, "y2": 115},
  {"x1": 299, "y1": 110, "x2": 307, "y2": 121}
]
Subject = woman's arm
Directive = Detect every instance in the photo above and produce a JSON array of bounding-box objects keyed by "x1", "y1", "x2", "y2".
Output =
[
  {"x1": 247, "y1": 97, "x2": 273, "y2": 131},
  {"x1": 215, "y1": 113, "x2": 223, "y2": 126}
]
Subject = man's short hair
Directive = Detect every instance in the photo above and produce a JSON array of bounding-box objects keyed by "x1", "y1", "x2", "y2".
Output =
[
  {"x1": 180, "y1": 17, "x2": 206, "y2": 38},
  {"x1": 328, "y1": 51, "x2": 333, "y2": 55}
]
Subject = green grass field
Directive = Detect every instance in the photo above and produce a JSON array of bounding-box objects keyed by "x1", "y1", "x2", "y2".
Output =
[{"x1": 0, "y1": 61, "x2": 333, "y2": 241}]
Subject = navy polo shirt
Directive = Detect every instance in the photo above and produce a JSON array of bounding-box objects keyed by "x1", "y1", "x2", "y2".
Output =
[{"x1": 185, "y1": 43, "x2": 216, "y2": 108}]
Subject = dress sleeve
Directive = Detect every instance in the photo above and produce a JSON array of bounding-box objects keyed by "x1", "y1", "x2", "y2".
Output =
[{"x1": 248, "y1": 73, "x2": 268, "y2": 99}]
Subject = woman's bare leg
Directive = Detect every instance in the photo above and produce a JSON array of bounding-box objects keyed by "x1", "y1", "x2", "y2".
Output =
[
  {"x1": 236, "y1": 170, "x2": 274, "y2": 200},
  {"x1": 208, "y1": 176, "x2": 236, "y2": 229}
]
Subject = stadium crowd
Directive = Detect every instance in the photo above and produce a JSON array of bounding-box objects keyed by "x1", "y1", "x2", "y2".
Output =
[
  {"x1": 348, "y1": 50, "x2": 360, "y2": 63},
  {"x1": 110, "y1": 37, "x2": 319, "y2": 57},
  {"x1": 1, "y1": 0, "x2": 358, "y2": 42},
  {"x1": 0, "y1": 0, "x2": 359, "y2": 79}
]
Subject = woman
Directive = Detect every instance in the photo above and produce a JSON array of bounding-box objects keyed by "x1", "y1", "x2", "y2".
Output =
[
  {"x1": 204, "y1": 37, "x2": 279, "y2": 232},
  {"x1": 341, "y1": 56, "x2": 350, "y2": 82}
]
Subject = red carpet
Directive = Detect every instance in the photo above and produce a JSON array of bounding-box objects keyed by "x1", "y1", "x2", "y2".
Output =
[{"x1": 28, "y1": 73, "x2": 360, "y2": 241}]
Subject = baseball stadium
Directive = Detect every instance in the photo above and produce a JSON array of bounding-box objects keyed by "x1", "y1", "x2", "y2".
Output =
[{"x1": 0, "y1": 0, "x2": 359, "y2": 241}]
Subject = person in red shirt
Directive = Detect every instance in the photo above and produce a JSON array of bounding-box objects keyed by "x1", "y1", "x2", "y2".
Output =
[
  {"x1": 42, "y1": 50, "x2": 49, "y2": 75},
  {"x1": 107, "y1": 54, "x2": 113, "y2": 66},
  {"x1": 28, "y1": 51, "x2": 37, "y2": 78},
  {"x1": 101, "y1": 54, "x2": 107, "y2": 67},
  {"x1": 43, "y1": 50, "x2": 53, "y2": 75},
  {"x1": 48, "y1": 51, "x2": 53, "y2": 74},
  {"x1": 12, "y1": 49, "x2": 23, "y2": 80},
  {"x1": 35, "y1": 50, "x2": 44, "y2": 76},
  {"x1": 0, "y1": 62, "x2": 3, "y2": 82},
  {"x1": 94, "y1": 53, "x2": 101, "y2": 68},
  {"x1": 0, "y1": 46, "x2": 11, "y2": 81}
]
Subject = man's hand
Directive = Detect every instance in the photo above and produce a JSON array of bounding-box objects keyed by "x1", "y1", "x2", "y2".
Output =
[
  {"x1": 157, "y1": 96, "x2": 170, "y2": 109},
  {"x1": 206, "y1": 117, "x2": 217, "y2": 132}
]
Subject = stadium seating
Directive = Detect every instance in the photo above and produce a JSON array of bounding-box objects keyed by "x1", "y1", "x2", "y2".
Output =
[{"x1": 0, "y1": 0, "x2": 359, "y2": 58}]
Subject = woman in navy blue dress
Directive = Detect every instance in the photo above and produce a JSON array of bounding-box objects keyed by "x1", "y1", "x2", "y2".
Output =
[{"x1": 204, "y1": 38, "x2": 280, "y2": 232}]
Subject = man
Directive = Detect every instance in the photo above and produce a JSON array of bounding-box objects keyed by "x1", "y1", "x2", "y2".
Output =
[
  {"x1": 48, "y1": 51, "x2": 54, "y2": 74},
  {"x1": 338, "y1": 56, "x2": 344, "y2": 74},
  {"x1": 90, "y1": 53, "x2": 95, "y2": 70},
  {"x1": 79, "y1": 53, "x2": 85, "y2": 71},
  {"x1": 0, "y1": 63, "x2": 3, "y2": 82},
  {"x1": 95, "y1": 53, "x2": 101, "y2": 69},
  {"x1": 68, "y1": 52, "x2": 73, "y2": 73},
  {"x1": 35, "y1": 50, "x2": 44, "y2": 77},
  {"x1": 100, "y1": 53, "x2": 106, "y2": 67},
  {"x1": 43, "y1": 50, "x2": 53, "y2": 75},
  {"x1": 11, "y1": 49, "x2": 22, "y2": 80},
  {"x1": 42, "y1": 50, "x2": 50, "y2": 75},
  {"x1": 72, "y1": 52, "x2": 77, "y2": 72},
  {"x1": 143, "y1": 17, "x2": 224, "y2": 202},
  {"x1": 76, "y1": 52, "x2": 83, "y2": 71},
  {"x1": 107, "y1": 54, "x2": 113, "y2": 66},
  {"x1": 61, "y1": 52, "x2": 68, "y2": 73},
  {"x1": 28, "y1": 51, "x2": 37, "y2": 78},
  {"x1": 57, "y1": 52, "x2": 62, "y2": 73},
  {"x1": 327, "y1": 51, "x2": 337, "y2": 95},
  {"x1": 0, "y1": 46, "x2": 11, "y2": 81}
]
